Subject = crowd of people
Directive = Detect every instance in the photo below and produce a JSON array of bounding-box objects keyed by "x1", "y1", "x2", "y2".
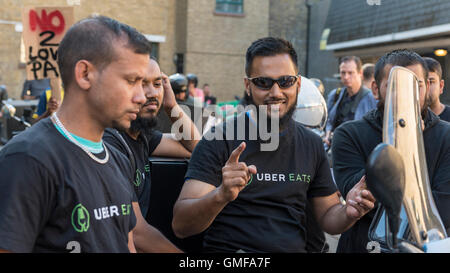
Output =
[{"x1": 0, "y1": 15, "x2": 448, "y2": 253}]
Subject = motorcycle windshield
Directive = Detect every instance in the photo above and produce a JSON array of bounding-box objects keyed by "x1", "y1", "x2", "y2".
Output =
[
  {"x1": 293, "y1": 76, "x2": 327, "y2": 129},
  {"x1": 383, "y1": 66, "x2": 447, "y2": 245}
]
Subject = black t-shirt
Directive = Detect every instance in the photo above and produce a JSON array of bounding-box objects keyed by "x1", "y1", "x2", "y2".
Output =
[
  {"x1": 185, "y1": 112, "x2": 337, "y2": 253},
  {"x1": 332, "y1": 109, "x2": 450, "y2": 252},
  {"x1": 103, "y1": 129, "x2": 163, "y2": 218},
  {"x1": 204, "y1": 96, "x2": 217, "y2": 105},
  {"x1": 0, "y1": 118, "x2": 137, "y2": 253},
  {"x1": 439, "y1": 104, "x2": 450, "y2": 123}
]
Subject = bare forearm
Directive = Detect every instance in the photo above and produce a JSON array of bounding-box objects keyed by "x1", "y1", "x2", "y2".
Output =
[
  {"x1": 134, "y1": 224, "x2": 183, "y2": 253},
  {"x1": 172, "y1": 188, "x2": 227, "y2": 238},
  {"x1": 165, "y1": 104, "x2": 201, "y2": 152},
  {"x1": 320, "y1": 203, "x2": 358, "y2": 235}
]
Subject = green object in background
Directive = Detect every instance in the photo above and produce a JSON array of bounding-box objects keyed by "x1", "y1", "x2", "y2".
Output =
[{"x1": 216, "y1": 100, "x2": 240, "y2": 117}]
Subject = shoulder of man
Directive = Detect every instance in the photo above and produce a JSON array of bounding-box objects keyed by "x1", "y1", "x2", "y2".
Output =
[
  {"x1": 326, "y1": 88, "x2": 338, "y2": 100},
  {"x1": 142, "y1": 129, "x2": 163, "y2": 155},
  {"x1": 439, "y1": 105, "x2": 450, "y2": 122},
  {"x1": 103, "y1": 128, "x2": 129, "y2": 155},
  {"x1": 1, "y1": 119, "x2": 53, "y2": 157},
  {"x1": 293, "y1": 122, "x2": 323, "y2": 144},
  {"x1": 360, "y1": 86, "x2": 373, "y2": 98},
  {"x1": 103, "y1": 128, "x2": 136, "y2": 177},
  {"x1": 334, "y1": 113, "x2": 374, "y2": 137},
  {"x1": 327, "y1": 87, "x2": 345, "y2": 105}
]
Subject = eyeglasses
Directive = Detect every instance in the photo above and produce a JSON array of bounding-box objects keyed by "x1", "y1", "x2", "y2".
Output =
[{"x1": 247, "y1": 75, "x2": 299, "y2": 90}]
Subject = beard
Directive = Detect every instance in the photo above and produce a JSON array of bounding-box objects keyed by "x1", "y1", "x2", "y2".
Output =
[
  {"x1": 377, "y1": 94, "x2": 430, "y2": 120},
  {"x1": 129, "y1": 115, "x2": 158, "y2": 136},
  {"x1": 247, "y1": 88, "x2": 297, "y2": 130}
]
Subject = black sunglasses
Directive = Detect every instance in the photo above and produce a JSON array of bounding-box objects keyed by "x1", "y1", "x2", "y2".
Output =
[{"x1": 247, "y1": 75, "x2": 299, "y2": 90}]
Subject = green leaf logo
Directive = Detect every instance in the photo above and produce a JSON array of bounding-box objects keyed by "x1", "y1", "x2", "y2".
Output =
[
  {"x1": 71, "y1": 204, "x2": 90, "y2": 232},
  {"x1": 134, "y1": 169, "x2": 142, "y2": 187}
]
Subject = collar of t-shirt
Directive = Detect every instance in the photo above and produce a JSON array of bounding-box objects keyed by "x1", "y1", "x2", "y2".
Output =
[{"x1": 52, "y1": 122, "x2": 104, "y2": 153}]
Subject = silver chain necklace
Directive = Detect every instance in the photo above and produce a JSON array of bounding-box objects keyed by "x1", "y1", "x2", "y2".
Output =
[{"x1": 51, "y1": 113, "x2": 109, "y2": 164}]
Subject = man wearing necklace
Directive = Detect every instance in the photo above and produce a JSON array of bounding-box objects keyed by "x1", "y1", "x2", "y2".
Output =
[
  {"x1": 103, "y1": 58, "x2": 200, "y2": 252},
  {"x1": 171, "y1": 37, "x2": 376, "y2": 253},
  {"x1": 0, "y1": 16, "x2": 150, "y2": 253}
]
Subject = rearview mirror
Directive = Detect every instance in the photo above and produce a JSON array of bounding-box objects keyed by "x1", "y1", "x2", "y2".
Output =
[{"x1": 366, "y1": 143, "x2": 405, "y2": 249}]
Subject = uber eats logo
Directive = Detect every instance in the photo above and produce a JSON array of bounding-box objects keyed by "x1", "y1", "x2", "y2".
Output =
[
  {"x1": 255, "y1": 173, "x2": 311, "y2": 183},
  {"x1": 71, "y1": 204, "x2": 90, "y2": 233},
  {"x1": 71, "y1": 203, "x2": 133, "y2": 232}
]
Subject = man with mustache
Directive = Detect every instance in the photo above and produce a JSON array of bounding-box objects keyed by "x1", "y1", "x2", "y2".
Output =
[
  {"x1": 171, "y1": 37, "x2": 375, "y2": 253},
  {"x1": 103, "y1": 58, "x2": 201, "y2": 252},
  {"x1": 332, "y1": 49, "x2": 450, "y2": 252}
]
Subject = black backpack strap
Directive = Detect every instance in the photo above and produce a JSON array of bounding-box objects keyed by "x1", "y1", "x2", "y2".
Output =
[
  {"x1": 104, "y1": 128, "x2": 136, "y2": 179},
  {"x1": 332, "y1": 87, "x2": 343, "y2": 107},
  {"x1": 350, "y1": 88, "x2": 371, "y2": 114}
]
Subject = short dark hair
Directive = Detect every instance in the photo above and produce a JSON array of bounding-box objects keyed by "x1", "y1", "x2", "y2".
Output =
[
  {"x1": 340, "y1": 56, "x2": 362, "y2": 72},
  {"x1": 362, "y1": 63, "x2": 375, "y2": 81},
  {"x1": 245, "y1": 37, "x2": 298, "y2": 77},
  {"x1": 374, "y1": 49, "x2": 428, "y2": 88},
  {"x1": 57, "y1": 15, "x2": 151, "y2": 90},
  {"x1": 423, "y1": 57, "x2": 442, "y2": 80}
]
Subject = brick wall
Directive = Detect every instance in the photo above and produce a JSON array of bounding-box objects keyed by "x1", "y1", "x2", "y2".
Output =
[
  {"x1": 0, "y1": 0, "x2": 176, "y2": 99},
  {"x1": 183, "y1": 0, "x2": 269, "y2": 101},
  {"x1": 1, "y1": 0, "x2": 274, "y2": 102}
]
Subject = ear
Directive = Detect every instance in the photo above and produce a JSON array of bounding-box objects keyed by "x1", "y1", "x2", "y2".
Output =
[
  {"x1": 440, "y1": 79, "x2": 445, "y2": 95},
  {"x1": 372, "y1": 80, "x2": 379, "y2": 100},
  {"x1": 74, "y1": 60, "x2": 96, "y2": 90},
  {"x1": 297, "y1": 76, "x2": 302, "y2": 94},
  {"x1": 244, "y1": 77, "x2": 251, "y2": 96}
]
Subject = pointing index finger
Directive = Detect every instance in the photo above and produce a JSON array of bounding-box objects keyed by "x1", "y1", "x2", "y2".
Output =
[{"x1": 227, "y1": 142, "x2": 246, "y2": 164}]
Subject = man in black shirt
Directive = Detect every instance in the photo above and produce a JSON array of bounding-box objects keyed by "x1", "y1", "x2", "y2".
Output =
[
  {"x1": 21, "y1": 78, "x2": 51, "y2": 100},
  {"x1": 324, "y1": 56, "x2": 377, "y2": 147},
  {"x1": 333, "y1": 50, "x2": 450, "y2": 253},
  {"x1": 172, "y1": 37, "x2": 375, "y2": 253},
  {"x1": 423, "y1": 57, "x2": 450, "y2": 122},
  {"x1": 103, "y1": 58, "x2": 200, "y2": 252},
  {"x1": 0, "y1": 16, "x2": 151, "y2": 253}
]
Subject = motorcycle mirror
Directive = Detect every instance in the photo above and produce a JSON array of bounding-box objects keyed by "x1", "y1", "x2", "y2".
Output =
[{"x1": 366, "y1": 143, "x2": 405, "y2": 249}]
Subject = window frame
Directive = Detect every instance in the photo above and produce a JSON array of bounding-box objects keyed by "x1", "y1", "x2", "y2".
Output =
[{"x1": 214, "y1": 0, "x2": 244, "y2": 16}]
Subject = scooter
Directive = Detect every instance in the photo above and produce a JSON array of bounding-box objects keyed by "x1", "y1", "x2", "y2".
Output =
[
  {"x1": 365, "y1": 67, "x2": 450, "y2": 253},
  {"x1": 293, "y1": 76, "x2": 328, "y2": 136}
]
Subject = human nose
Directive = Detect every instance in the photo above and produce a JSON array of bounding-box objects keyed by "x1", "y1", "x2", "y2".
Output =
[
  {"x1": 269, "y1": 81, "x2": 283, "y2": 97},
  {"x1": 145, "y1": 84, "x2": 159, "y2": 98},
  {"x1": 133, "y1": 83, "x2": 146, "y2": 105}
]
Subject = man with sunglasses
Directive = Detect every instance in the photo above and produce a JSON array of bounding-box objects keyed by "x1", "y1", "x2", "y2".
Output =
[{"x1": 172, "y1": 37, "x2": 375, "y2": 253}]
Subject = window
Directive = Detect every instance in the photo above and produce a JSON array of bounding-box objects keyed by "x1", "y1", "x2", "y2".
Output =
[
  {"x1": 150, "y1": 42, "x2": 159, "y2": 62},
  {"x1": 215, "y1": 0, "x2": 243, "y2": 14}
]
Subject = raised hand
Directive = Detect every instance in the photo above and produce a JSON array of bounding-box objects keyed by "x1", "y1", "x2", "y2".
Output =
[
  {"x1": 345, "y1": 175, "x2": 376, "y2": 220},
  {"x1": 218, "y1": 142, "x2": 257, "y2": 203},
  {"x1": 161, "y1": 72, "x2": 177, "y2": 111}
]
